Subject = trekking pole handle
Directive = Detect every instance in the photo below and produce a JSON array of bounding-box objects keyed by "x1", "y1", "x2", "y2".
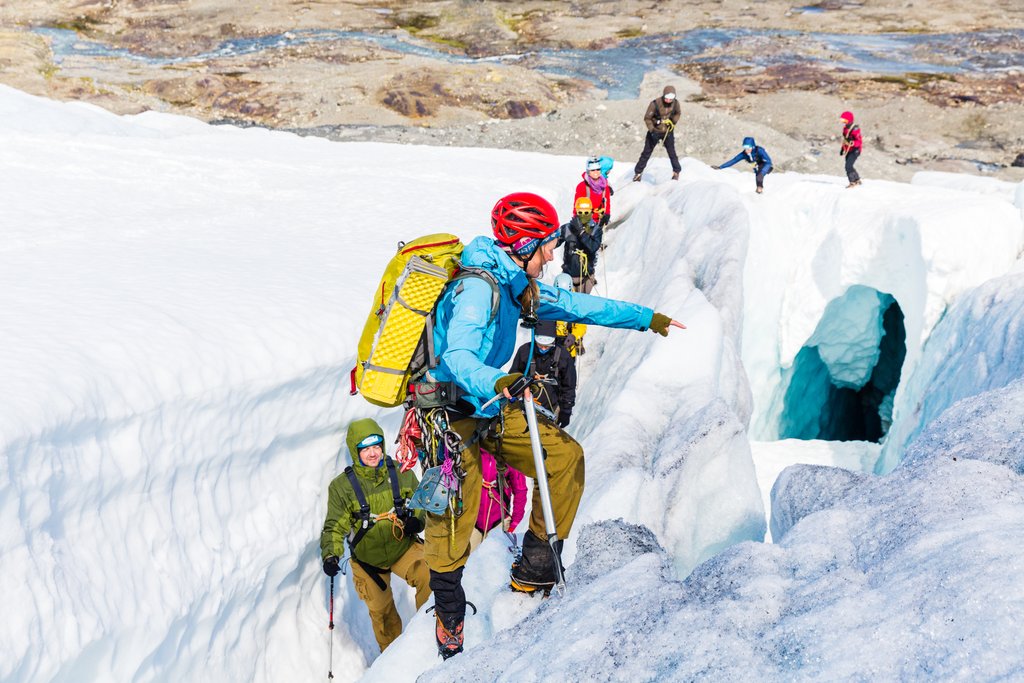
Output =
[{"x1": 480, "y1": 375, "x2": 533, "y2": 411}]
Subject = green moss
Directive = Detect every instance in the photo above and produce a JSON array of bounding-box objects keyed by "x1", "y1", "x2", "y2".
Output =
[
  {"x1": 500, "y1": 9, "x2": 544, "y2": 35},
  {"x1": 420, "y1": 34, "x2": 468, "y2": 50},
  {"x1": 397, "y1": 14, "x2": 441, "y2": 35},
  {"x1": 47, "y1": 16, "x2": 100, "y2": 33},
  {"x1": 616, "y1": 27, "x2": 644, "y2": 39},
  {"x1": 882, "y1": 26, "x2": 932, "y2": 34},
  {"x1": 870, "y1": 72, "x2": 954, "y2": 89},
  {"x1": 38, "y1": 62, "x2": 59, "y2": 79}
]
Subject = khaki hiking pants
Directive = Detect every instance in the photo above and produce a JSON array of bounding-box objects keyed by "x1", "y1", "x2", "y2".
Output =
[
  {"x1": 424, "y1": 403, "x2": 585, "y2": 574},
  {"x1": 351, "y1": 541, "x2": 432, "y2": 651}
]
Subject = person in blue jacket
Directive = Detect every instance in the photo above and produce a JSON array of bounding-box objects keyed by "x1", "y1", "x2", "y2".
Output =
[
  {"x1": 713, "y1": 136, "x2": 773, "y2": 194},
  {"x1": 424, "y1": 191, "x2": 685, "y2": 659}
]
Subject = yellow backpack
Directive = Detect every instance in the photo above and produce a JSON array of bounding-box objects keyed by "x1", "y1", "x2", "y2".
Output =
[
  {"x1": 556, "y1": 320, "x2": 588, "y2": 357},
  {"x1": 354, "y1": 234, "x2": 499, "y2": 408}
]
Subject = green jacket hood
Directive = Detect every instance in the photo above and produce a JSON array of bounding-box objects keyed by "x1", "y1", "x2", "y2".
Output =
[{"x1": 346, "y1": 418, "x2": 386, "y2": 463}]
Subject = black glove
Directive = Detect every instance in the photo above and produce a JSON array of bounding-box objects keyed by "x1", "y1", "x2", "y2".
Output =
[
  {"x1": 322, "y1": 556, "x2": 340, "y2": 577},
  {"x1": 839, "y1": 149, "x2": 845, "y2": 156},
  {"x1": 400, "y1": 512, "x2": 424, "y2": 535},
  {"x1": 557, "y1": 412, "x2": 571, "y2": 429},
  {"x1": 599, "y1": 213, "x2": 610, "y2": 227},
  {"x1": 711, "y1": 165, "x2": 720, "y2": 170},
  {"x1": 495, "y1": 372, "x2": 529, "y2": 398}
]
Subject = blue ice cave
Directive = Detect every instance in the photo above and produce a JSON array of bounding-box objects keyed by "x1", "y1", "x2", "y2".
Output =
[{"x1": 779, "y1": 286, "x2": 906, "y2": 442}]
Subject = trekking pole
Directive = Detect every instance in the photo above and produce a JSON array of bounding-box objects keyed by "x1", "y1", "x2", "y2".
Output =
[
  {"x1": 522, "y1": 387, "x2": 567, "y2": 596},
  {"x1": 328, "y1": 576, "x2": 335, "y2": 680},
  {"x1": 600, "y1": 244, "x2": 609, "y2": 298}
]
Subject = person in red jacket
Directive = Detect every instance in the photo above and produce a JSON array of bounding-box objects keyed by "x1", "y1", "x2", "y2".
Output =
[
  {"x1": 575, "y1": 157, "x2": 612, "y2": 226},
  {"x1": 840, "y1": 111, "x2": 862, "y2": 188}
]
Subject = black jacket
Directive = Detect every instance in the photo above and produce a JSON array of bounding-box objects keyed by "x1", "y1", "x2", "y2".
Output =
[
  {"x1": 560, "y1": 216, "x2": 603, "y2": 279},
  {"x1": 509, "y1": 341, "x2": 577, "y2": 424}
]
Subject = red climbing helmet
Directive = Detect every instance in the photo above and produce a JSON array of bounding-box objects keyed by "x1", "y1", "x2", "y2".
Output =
[
  {"x1": 491, "y1": 192, "x2": 560, "y2": 255},
  {"x1": 840, "y1": 111, "x2": 854, "y2": 123}
]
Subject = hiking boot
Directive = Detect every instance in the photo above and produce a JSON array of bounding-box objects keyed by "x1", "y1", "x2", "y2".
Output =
[
  {"x1": 846, "y1": 180, "x2": 861, "y2": 189},
  {"x1": 510, "y1": 576, "x2": 549, "y2": 596},
  {"x1": 510, "y1": 530, "x2": 561, "y2": 592},
  {"x1": 756, "y1": 187, "x2": 763, "y2": 194},
  {"x1": 435, "y1": 613, "x2": 464, "y2": 660},
  {"x1": 633, "y1": 173, "x2": 642, "y2": 182},
  {"x1": 671, "y1": 171, "x2": 679, "y2": 180}
]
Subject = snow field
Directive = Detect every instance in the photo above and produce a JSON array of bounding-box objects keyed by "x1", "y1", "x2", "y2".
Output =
[{"x1": 4, "y1": 84, "x2": 1024, "y2": 682}]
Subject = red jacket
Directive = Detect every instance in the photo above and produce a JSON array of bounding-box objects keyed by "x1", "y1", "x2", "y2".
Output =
[
  {"x1": 575, "y1": 175, "x2": 611, "y2": 221},
  {"x1": 842, "y1": 123, "x2": 863, "y2": 153}
]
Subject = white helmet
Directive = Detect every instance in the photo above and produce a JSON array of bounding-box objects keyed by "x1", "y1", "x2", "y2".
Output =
[
  {"x1": 554, "y1": 273, "x2": 573, "y2": 291},
  {"x1": 586, "y1": 156, "x2": 602, "y2": 171}
]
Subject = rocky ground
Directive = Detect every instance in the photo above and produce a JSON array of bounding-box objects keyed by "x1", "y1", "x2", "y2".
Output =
[{"x1": 1, "y1": 0, "x2": 1023, "y2": 182}]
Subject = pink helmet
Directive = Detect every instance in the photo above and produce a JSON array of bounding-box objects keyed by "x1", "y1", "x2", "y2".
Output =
[{"x1": 840, "y1": 111, "x2": 854, "y2": 123}]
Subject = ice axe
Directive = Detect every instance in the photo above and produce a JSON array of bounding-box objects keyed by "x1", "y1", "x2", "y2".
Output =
[{"x1": 522, "y1": 386, "x2": 567, "y2": 596}]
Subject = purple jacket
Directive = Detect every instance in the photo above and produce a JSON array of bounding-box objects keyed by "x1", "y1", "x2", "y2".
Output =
[{"x1": 476, "y1": 450, "x2": 527, "y2": 533}]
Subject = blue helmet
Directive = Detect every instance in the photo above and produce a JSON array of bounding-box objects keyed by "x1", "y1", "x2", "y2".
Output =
[
  {"x1": 598, "y1": 156, "x2": 614, "y2": 177},
  {"x1": 743, "y1": 136, "x2": 755, "y2": 150}
]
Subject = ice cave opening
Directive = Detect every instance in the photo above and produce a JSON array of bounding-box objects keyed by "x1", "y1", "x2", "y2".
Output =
[{"x1": 778, "y1": 286, "x2": 907, "y2": 443}]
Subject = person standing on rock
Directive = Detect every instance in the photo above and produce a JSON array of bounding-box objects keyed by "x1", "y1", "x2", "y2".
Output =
[
  {"x1": 633, "y1": 85, "x2": 682, "y2": 182},
  {"x1": 712, "y1": 136, "x2": 774, "y2": 194},
  {"x1": 840, "y1": 111, "x2": 863, "y2": 188}
]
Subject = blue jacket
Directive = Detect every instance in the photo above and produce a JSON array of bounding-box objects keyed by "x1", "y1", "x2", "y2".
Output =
[
  {"x1": 720, "y1": 137, "x2": 772, "y2": 173},
  {"x1": 431, "y1": 236, "x2": 654, "y2": 417}
]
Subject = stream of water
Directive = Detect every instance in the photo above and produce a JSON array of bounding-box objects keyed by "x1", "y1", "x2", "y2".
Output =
[{"x1": 34, "y1": 26, "x2": 1024, "y2": 99}]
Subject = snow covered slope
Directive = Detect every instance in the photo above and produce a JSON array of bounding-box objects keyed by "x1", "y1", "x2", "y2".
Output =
[
  {"x1": 0, "y1": 86, "x2": 761, "y2": 682},
  {"x1": 3, "y1": 83, "x2": 1024, "y2": 683}
]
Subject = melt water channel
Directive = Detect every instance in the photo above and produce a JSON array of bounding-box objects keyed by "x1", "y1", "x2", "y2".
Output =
[{"x1": 33, "y1": 26, "x2": 1024, "y2": 100}]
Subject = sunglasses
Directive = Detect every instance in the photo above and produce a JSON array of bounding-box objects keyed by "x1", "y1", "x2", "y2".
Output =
[
  {"x1": 577, "y1": 210, "x2": 593, "y2": 217},
  {"x1": 356, "y1": 434, "x2": 384, "y2": 450}
]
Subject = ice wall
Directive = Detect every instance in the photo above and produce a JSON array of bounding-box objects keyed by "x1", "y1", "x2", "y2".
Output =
[
  {"x1": 570, "y1": 174, "x2": 765, "y2": 576},
  {"x1": 878, "y1": 268, "x2": 1024, "y2": 472},
  {"x1": 740, "y1": 173, "x2": 1024, "y2": 442},
  {"x1": 428, "y1": 402, "x2": 1024, "y2": 682},
  {"x1": 775, "y1": 287, "x2": 906, "y2": 442}
]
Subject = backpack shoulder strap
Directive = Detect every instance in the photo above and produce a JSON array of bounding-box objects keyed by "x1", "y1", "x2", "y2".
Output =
[
  {"x1": 344, "y1": 466, "x2": 374, "y2": 552},
  {"x1": 451, "y1": 267, "x2": 501, "y2": 325},
  {"x1": 384, "y1": 458, "x2": 405, "y2": 514}
]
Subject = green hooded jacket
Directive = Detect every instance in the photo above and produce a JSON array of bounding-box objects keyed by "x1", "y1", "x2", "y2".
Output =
[{"x1": 319, "y1": 418, "x2": 424, "y2": 569}]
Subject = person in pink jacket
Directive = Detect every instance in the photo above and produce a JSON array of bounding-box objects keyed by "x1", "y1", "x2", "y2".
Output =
[{"x1": 470, "y1": 450, "x2": 528, "y2": 551}]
